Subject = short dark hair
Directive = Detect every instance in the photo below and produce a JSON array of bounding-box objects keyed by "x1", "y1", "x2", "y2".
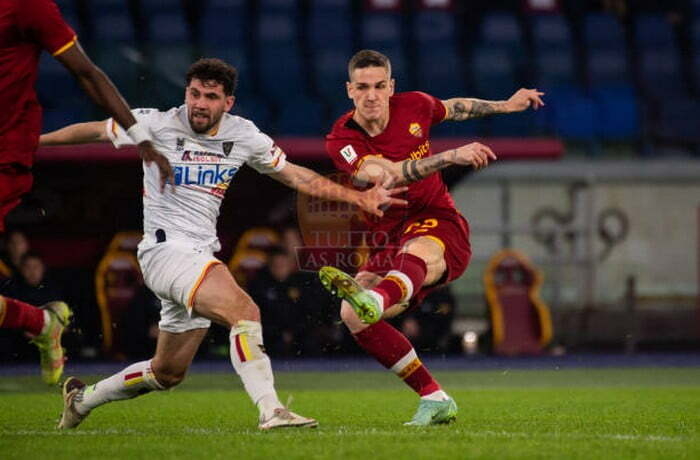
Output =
[
  {"x1": 186, "y1": 58, "x2": 238, "y2": 96},
  {"x1": 348, "y1": 49, "x2": 392, "y2": 80}
]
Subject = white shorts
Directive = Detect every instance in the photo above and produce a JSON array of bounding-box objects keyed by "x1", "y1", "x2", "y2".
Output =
[{"x1": 137, "y1": 239, "x2": 221, "y2": 333}]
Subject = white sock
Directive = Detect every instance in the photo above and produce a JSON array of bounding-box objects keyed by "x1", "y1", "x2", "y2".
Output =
[
  {"x1": 74, "y1": 360, "x2": 165, "y2": 414},
  {"x1": 368, "y1": 290, "x2": 386, "y2": 311},
  {"x1": 421, "y1": 390, "x2": 449, "y2": 401},
  {"x1": 230, "y1": 320, "x2": 282, "y2": 420},
  {"x1": 40, "y1": 311, "x2": 51, "y2": 334}
]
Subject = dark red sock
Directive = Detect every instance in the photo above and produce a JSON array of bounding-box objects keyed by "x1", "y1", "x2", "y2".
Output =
[
  {"x1": 0, "y1": 296, "x2": 45, "y2": 336},
  {"x1": 354, "y1": 321, "x2": 440, "y2": 396},
  {"x1": 373, "y1": 253, "x2": 427, "y2": 309}
]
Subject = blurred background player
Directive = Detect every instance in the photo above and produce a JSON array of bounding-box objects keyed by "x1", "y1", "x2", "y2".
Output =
[
  {"x1": 40, "y1": 58, "x2": 406, "y2": 430},
  {"x1": 0, "y1": 0, "x2": 174, "y2": 385},
  {"x1": 320, "y1": 50, "x2": 544, "y2": 426}
]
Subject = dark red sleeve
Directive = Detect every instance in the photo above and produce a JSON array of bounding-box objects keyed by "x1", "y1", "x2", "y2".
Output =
[
  {"x1": 413, "y1": 91, "x2": 447, "y2": 126},
  {"x1": 326, "y1": 138, "x2": 374, "y2": 176},
  {"x1": 20, "y1": 0, "x2": 76, "y2": 56}
]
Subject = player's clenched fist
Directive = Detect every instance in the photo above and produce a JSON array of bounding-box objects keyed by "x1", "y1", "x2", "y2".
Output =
[{"x1": 451, "y1": 142, "x2": 497, "y2": 170}]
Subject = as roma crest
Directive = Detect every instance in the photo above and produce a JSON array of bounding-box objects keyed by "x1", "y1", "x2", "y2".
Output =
[{"x1": 409, "y1": 122, "x2": 423, "y2": 138}]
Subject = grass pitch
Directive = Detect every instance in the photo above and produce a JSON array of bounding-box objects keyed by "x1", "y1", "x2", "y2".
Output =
[{"x1": 1, "y1": 367, "x2": 699, "y2": 459}]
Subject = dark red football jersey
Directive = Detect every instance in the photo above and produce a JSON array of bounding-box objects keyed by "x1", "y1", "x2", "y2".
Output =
[
  {"x1": 0, "y1": 0, "x2": 76, "y2": 167},
  {"x1": 326, "y1": 91, "x2": 457, "y2": 234}
]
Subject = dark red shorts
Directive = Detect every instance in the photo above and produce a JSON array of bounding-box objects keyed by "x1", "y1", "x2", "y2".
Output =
[
  {"x1": 0, "y1": 165, "x2": 33, "y2": 232},
  {"x1": 359, "y1": 207, "x2": 471, "y2": 311}
]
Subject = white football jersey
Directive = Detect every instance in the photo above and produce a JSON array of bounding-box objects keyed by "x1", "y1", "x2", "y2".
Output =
[{"x1": 106, "y1": 105, "x2": 286, "y2": 250}]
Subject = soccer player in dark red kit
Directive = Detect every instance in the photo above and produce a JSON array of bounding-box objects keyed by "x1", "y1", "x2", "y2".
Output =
[
  {"x1": 320, "y1": 50, "x2": 544, "y2": 425},
  {"x1": 0, "y1": 0, "x2": 172, "y2": 384}
]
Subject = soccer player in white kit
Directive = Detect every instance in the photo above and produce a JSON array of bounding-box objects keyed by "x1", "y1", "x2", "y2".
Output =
[{"x1": 40, "y1": 58, "x2": 406, "y2": 430}]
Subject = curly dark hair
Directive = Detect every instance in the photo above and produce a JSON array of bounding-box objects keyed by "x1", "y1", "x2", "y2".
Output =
[
  {"x1": 347, "y1": 49, "x2": 391, "y2": 80},
  {"x1": 185, "y1": 58, "x2": 238, "y2": 95}
]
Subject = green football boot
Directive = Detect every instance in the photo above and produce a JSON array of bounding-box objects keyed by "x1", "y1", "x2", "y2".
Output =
[
  {"x1": 318, "y1": 266, "x2": 382, "y2": 324},
  {"x1": 29, "y1": 301, "x2": 72, "y2": 385},
  {"x1": 404, "y1": 397, "x2": 458, "y2": 426}
]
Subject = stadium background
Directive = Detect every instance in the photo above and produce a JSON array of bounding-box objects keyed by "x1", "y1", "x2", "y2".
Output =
[{"x1": 1, "y1": 0, "x2": 699, "y2": 364}]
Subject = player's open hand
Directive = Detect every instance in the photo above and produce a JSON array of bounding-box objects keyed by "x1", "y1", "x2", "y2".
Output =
[
  {"x1": 452, "y1": 142, "x2": 497, "y2": 170},
  {"x1": 138, "y1": 141, "x2": 174, "y2": 191},
  {"x1": 358, "y1": 179, "x2": 408, "y2": 217},
  {"x1": 506, "y1": 88, "x2": 545, "y2": 112}
]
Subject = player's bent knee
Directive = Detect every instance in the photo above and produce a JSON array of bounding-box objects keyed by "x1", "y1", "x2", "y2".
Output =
[{"x1": 151, "y1": 363, "x2": 187, "y2": 389}]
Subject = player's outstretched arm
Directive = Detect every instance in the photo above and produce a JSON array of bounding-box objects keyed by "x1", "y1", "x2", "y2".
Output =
[
  {"x1": 442, "y1": 88, "x2": 545, "y2": 121},
  {"x1": 355, "y1": 143, "x2": 498, "y2": 186},
  {"x1": 40, "y1": 121, "x2": 109, "y2": 146},
  {"x1": 54, "y1": 41, "x2": 174, "y2": 189},
  {"x1": 270, "y1": 162, "x2": 407, "y2": 217}
]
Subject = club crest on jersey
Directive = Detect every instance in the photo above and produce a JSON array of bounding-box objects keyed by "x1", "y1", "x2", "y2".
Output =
[
  {"x1": 409, "y1": 122, "x2": 423, "y2": 138},
  {"x1": 176, "y1": 137, "x2": 185, "y2": 152},
  {"x1": 340, "y1": 145, "x2": 358, "y2": 164},
  {"x1": 222, "y1": 141, "x2": 234, "y2": 156}
]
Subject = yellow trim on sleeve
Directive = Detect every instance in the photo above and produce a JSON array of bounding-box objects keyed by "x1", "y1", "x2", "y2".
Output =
[{"x1": 52, "y1": 36, "x2": 77, "y2": 56}]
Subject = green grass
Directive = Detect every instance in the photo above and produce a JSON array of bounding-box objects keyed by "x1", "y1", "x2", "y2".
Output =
[{"x1": 1, "y1": 368, "x2": 699, "y2": 459}]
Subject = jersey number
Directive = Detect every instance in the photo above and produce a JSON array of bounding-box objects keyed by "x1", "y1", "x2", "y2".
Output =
[{"x1": 403, "y1": 218, "x2": 438, "y2": 234}]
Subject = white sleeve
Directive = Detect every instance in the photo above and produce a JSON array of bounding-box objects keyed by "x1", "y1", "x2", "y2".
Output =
[
  {"x1": 244, "y1": 130, "x2": 287, "y2": 174},
  {"x1": 105, "y1": 108, "x2": 159, "y2": 148}
]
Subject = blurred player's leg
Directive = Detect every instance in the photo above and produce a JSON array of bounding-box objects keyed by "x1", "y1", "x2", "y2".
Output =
[
  {"x1": 193, "y1": 265, "x2": 317, "y2": 429},
  {"x1": 59, "y1": 328, "x2": 205, "y2": 429},
  {"x1": 0, "y1": 296, "x2": 71, "y2": 384}
]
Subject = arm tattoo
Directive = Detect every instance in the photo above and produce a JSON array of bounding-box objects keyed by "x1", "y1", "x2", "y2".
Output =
[
  {"x1": 401, "y1": 155, "x2": 450, "y2": 183},
  {"x1": 468, "y1": 101, "x2": 497, "y2": 118},
  {"x1": 410, "y1": 159, "x2": 422, "y2": 181},
  {"x1": 447, "y1": 99, "x2": 500, "y2": 121},
  {"x1": 450, "y1": 101, "x2": 469, "y2": 121},
  {"x1": 402, "y1": 160, "x2": 411, "y2": 182}
]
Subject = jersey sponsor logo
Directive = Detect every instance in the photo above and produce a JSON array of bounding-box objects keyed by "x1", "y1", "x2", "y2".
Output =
[
  {"x1": 222, "y1": 141, "x2": 234, "y2": 156},
  {"x1": 340, "y1": 145, "x2": 358, "y2": 164},
  {"x1": 408, "y1": 140, "x2": 430, "y2": 160},
  {"x1": 180, "y1": 150, "x2": 225, "y2": 162},
  {"x1": 409, "y1": 122, "x2": 423, "y2": 138},
  {"x1": 173, "y1": 164, "x2": 239, "y2": 186}
]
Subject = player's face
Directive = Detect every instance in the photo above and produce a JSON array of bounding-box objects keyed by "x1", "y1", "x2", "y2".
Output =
[
  {"x1": 185, "y1": 78, "x2": 234, "y2": 134},
  {"x1": 347, "y1": 66, "x2": 394, "y2": 123}
]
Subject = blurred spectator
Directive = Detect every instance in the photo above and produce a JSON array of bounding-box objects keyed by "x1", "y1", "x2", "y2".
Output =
[
  {"x1": 248, "y1": 246, "x2": 339, "y2": 357},
  {"x1": 4, "y1": 251, "x2": 63, "y2": 306},
  {"x1": 280, "y1": 226, "x2": 304, "y2": 260},
  {"x1": 393, "y1": 286, "x2": 457, "y2": 354},
  {"x1": 119, "y1": 286, "x2": 161, "y2": 360},
  {"x1": 248, "y1": 248, "x2": 302, "y2": 356},
  {"x1": 0, "y1": 230, "x2": 30, "y2": 277},
  {"x1": 0, "y1": 251, "x2": 63, "y2": 363}
]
